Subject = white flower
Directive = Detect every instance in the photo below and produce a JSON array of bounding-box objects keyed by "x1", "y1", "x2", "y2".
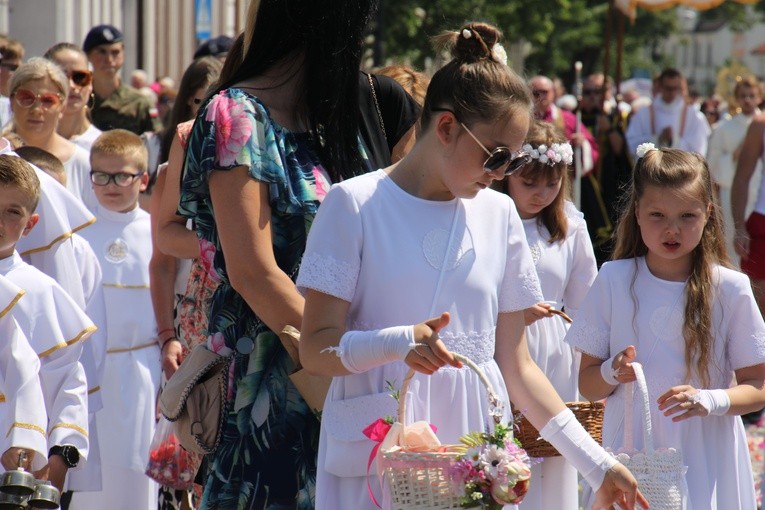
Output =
[
  {"x1": 479, "y1": 445, "x2": 511, "y2": 479},
  {"x1": 636, "y1": 142, "x2": 656, "y2": 159},
  {"x1": 462, "y1": 29, "x2": 472, "y2": 39},
  {"x1": 522, "y1": 143, "x2": 533, "y2": 153},
  {"x1": 492, "y1": 43, "x2": 508, "y2": 66},
  {"x1": 538, "y1": 144, "x2": 548, "y2": 153},
  {"x1": 539, "y1": 154, "x2": 548, "y2": 164}
]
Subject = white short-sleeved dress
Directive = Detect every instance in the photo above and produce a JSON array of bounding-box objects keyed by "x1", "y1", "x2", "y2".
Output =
[
  {"x1": 297, "y1": 170, "x2": 543, "y2": 510},
  {"x1": 565, "y1": 257, "x2": 765, "y2": 510},
  {"x1": 518, "y1": 204, "x2": 597, "y2": 510}
]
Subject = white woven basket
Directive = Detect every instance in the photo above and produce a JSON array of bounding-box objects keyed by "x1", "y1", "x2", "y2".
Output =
[
  {"x1": 380, "y1": 353, "x2": 503, "y2": 510},
  {"x1": 613, "y1": 362, "x2": 687, "y2": 510}
]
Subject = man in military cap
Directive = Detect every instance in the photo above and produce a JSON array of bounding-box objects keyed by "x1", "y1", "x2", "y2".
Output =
[{"x1": 83, "y1": 24, "x2": 154, "y2": 135}]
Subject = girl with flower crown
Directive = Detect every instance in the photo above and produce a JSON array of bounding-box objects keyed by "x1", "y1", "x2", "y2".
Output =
[
  {"x1": 567, "y1": 143, "x2": 765, "y2": 508},
  {"x1": 496, "y1": 120, "x2": 598, "y2": 510},
  {"x1": 298, "y1": 22, "x2": 647, "y2": 510}
]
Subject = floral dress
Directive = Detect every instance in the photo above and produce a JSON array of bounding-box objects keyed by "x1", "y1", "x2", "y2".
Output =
[{"x1": 179, "y1": 88, "x2": 339, "y2": 509}]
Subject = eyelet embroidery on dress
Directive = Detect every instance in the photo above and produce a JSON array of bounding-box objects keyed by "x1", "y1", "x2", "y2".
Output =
[
  {"x1": 438, "y1": 328, "x2": 496, "y2": 365},
  {"x1": 528, "y1": 240, "x2": 542, "y2": 265},
  {"x1": 422, "y1": 228, "x2": 472, "y2": 271},
  {"x1": 498, "y1": 268, "x2": 543, "y2": 313},
  {"x1": 565, "y1": 318, "x2": 611, "y2": 360},
  {"x1": 298, "y1": 251, "x2": 359, "y2": 302}
]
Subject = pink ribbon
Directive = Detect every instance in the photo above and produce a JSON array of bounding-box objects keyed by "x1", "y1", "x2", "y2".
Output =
[
  {"x1": 363, "y1": 419, "x2": 391, "y2": 508},
  {"x1": 363, "y1": 419, "x2": 439, "y2": 508}
]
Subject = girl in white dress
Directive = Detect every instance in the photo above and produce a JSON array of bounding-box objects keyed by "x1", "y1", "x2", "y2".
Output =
[
  {"x1": 298, "y1": 22, "x2": 647, "y2": 510},
  {"x1": 566, "y1": 144, "x2": 765, "y2": 509},
  {"x1": 504, "y1": 121, "x2": 597, "y2": 510}
]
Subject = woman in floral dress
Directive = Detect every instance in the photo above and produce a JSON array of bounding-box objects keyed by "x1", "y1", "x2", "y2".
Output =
[{"x1": 177, "y1": 1, "x2": 377, "y2": 508}]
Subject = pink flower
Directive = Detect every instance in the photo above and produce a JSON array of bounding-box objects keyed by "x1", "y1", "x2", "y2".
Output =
[
  {"x1": 208, "y1": 332, "x2": 233, "y2": 357},
  {"x1": 198, "y1": 239, "x2": 221, "y2": 283},
  {"x1": 206, "y1": 93, "x2": 253, "y2": 167},
  {"x1": 312, "y1": 167, "x2": 330, "y2": 201}
]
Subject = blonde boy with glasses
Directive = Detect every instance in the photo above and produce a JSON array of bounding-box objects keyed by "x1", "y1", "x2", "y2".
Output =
[{"x1": 73, "y1": 129, "x2": 160, "y2": 510}]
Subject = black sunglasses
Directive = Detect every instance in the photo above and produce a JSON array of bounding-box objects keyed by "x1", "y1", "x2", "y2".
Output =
[{"x1": 432, "y1": 108, "x2": 531, "y2": 176}]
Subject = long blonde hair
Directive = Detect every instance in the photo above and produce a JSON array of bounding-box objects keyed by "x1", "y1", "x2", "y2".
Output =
[{"x1": 613, "y1": 148, "x2": 731, "y2": 386}]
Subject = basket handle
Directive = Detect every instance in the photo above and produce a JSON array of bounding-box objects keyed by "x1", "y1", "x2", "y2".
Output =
[
  {"x1": 623, "y1": 362, "x2": 655, "y2": 453},
  {"x1": 396, "y1": 352, "x2": 503, "y2": 427}
]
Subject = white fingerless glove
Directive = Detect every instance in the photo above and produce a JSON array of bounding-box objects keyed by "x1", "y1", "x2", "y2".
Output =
[
  {"x1": 539, "y1": 408, "x2": 617, "y2": 492},
  {"x1": 328, "y1": 326, "x2": 416, "y2": 374},
  {"x1": 692, "y1": 389, "x2": 731, "y2": 416},
  {"x1": 600, "y1": 354, "x2": 619, "y2": 386}
]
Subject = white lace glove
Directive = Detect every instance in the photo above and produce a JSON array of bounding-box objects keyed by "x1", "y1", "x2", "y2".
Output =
[
  {"x1": 539, "y1": 408, "x2": 617, "y2": 492},
  {"x1": 690, "y1": 389, "x2": 730, "y2": 416},
  {"x1": 327, "y1": 326, "x2": 416, "y2": 374}
]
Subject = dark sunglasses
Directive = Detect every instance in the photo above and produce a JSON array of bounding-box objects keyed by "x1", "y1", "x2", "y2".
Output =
[
  {"x1": 12, "y1": 88, "x2": 63, "y2": 109},
  {"x1": 0, "y1": 62, "x2": 19, "y2": 72},
  {"x1": 67, "y1": 70, "x2": 93, "y2": 87},
  {"x1": 432, "y1": 108, "x2": 531, "y2": 176},
  {"x1": 90, "y1": 170, "x2": 145, "y2": 187}
]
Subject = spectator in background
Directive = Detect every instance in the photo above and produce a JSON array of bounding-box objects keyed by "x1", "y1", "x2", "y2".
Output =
[
  {"x1": 44, "y1": 43, "x2": 102, "y2": 151},
  {"x1": 0, "y1": 37, "x2": 24, "y2": 127},
  {"x1": 375, "y1": 64, "x2": 428, "y2": 107},
  {"x1": 701, "y1": 97, "x2": 722, "y2": 129},
  {"x1": 193, "y1": 35, "x2": 233, "y2": 61},
  {"x1": 130, "y1": 69, "x2": 148, "y2": 90},
  {"x1": 83, "y1": 24, "x2": 154, "y2": 134}
]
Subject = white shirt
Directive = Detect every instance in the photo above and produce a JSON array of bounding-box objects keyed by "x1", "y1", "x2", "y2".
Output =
[
  {"x1": 63, "y1": 143, "x2": 97, "y2": 212},
  {"x1": 71, "y1": 124, "x2": 103, "y2": 152},
  {"x1": 626, "y1": 96, "x2": 711, "y2": 156},
  {"x1": 707, "y1": 111, "x2": 760, "y2": 188}
]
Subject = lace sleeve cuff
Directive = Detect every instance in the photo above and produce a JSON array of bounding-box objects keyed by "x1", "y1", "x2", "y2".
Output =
[
  {"x1": 564, "y1": 318, "x2": 611, "y2": 360},
  {"x1": 297, "y1": 251, "x2": 359, "y2": 302},
  {"x1": 498, "y1": 267, "x2": 544, "y2": 313}
]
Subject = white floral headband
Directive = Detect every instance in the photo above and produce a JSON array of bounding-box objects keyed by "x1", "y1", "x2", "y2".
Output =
[
  {"x1": 521, "y1": 142, "x2": 574, "y2": 166},
  {"x1": 461, "y1": 28, "x2": 508, "y2": 66},
  {"x1": 636, "y1": 142, "x2": 657, "y2": 159}
]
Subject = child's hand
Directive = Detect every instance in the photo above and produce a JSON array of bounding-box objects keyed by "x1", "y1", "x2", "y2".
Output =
[
  {"x1": 405, "y1": 312, "x2": 462, "y2": 374},
  {"x1": 592, "y1": 463, "x2": 649, "y2": 510},
  {"x1": 523, "y1": 303, "x2": 553, "y2": 325},
  {"x1": 657, "y1": 385, "x2": 707, "y2": 422},
  {"x1": 610, "y1": 345, "x2": 638, "y2": 384}
]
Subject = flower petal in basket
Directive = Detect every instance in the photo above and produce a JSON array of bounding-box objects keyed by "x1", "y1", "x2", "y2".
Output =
[{"x1": 400, "y1": 421, "x2": 441, "y2": 452}]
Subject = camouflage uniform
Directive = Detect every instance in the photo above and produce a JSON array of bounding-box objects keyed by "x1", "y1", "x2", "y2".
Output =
[{"x1": 91, "y1": 84, "x2": 154, "y2": 135}]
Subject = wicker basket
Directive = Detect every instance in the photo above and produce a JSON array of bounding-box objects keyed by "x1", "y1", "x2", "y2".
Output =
[
  {"x1": 513, "y1": 401, "x2": 604, "y2": 458},
  {"x1": 380, "y1": 353, "x2": 503, "y2": 510}
]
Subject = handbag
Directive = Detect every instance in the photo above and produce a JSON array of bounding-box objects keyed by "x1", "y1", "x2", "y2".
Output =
[
  {"x1": 610, "y1": 362, "x2": 688, "y2": 510},
  {"x1": 159, "y1": 344, "x2": 232, "y2": 455}
]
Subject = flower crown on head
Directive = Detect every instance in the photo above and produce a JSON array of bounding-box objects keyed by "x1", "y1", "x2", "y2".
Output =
[
  {"x1": 461, "y1": 28, "x2": 508, "y2": 66},
  {"x1": 521, "y1": 142, "x2": 574, "y2": 166},
  {"x1": 636, "y1": 142, "x2": 657, "y2": 159}
]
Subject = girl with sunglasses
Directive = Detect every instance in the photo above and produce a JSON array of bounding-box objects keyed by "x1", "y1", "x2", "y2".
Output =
[
  {"x1": 3, "y1": 57, "x2": 96, "y2": 211},
  {"x1": 298, "y1": 22, "x2": 646, "y2": 510},
  {"x1": 44, "y1": 43, "x2": 101, "y2": 152},
  {"x1": 497, "y1": 120, "x2": 598, "y2": 510}
]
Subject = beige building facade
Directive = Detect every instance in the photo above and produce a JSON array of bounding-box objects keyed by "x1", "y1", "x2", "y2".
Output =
[{"x1": 2, "y1": 0, "x2": 248, "y2": 83}]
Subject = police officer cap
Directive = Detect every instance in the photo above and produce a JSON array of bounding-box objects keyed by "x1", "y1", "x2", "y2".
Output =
[
  {"x1": 83, "y1": 24, "x2": 124, "y2": 53},
  {"x1": 193, "y1": 35, "x2": 233, "y2": 59}
]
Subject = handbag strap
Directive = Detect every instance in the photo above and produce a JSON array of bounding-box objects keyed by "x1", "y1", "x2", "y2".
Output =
[
  {"x1": 623, "y1": 362, "x2": 655, "y2": 453},
  {"x1": 367, "y1": 73, "x2": 387, "y2": 140}
]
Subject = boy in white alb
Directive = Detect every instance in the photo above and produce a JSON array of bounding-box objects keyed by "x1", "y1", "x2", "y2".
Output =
[
  {"x1": 0, "y1": 274, "x2": 48, "y2": 473},
  {"x1": 73, "y1": 129, "x2": 160, "y2": 510},
  {"x1": 0, "y1": 155, "x2": 93, "y2": 492},
  {"x1": 15, "y1": 145, "x2": 109, "y2": 495}
]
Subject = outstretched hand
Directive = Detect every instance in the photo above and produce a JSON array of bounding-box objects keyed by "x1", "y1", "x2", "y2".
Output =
[
  {"x1": 591, "y1": 463, "x2": 650, "y2": 510},
  {"x1": 405, "y1": 312, "x2": 462, "y2": 374}
]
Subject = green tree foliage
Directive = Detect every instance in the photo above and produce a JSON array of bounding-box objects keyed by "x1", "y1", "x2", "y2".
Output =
[{"x1": 375, "y1": 0, "x2": 762, "y2": 87}]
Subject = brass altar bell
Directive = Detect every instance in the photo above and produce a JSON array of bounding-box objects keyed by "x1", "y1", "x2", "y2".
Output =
[{"x1": 0, "y1": 452, "x2": 60, "y2": 509}]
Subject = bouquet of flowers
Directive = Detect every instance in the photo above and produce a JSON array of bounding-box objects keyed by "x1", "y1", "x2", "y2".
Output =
[{"x1": 450, "y1": 423, "x2": 532, "y2": 508}]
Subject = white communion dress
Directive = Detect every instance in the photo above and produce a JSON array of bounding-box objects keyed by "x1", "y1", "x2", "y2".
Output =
[
  {"x1": 297, "y1": 170, "x2": 543, "y2": 510},
  {"x1": 566, "y1": 257, "x2": 765, "y2": 509},
  {"x1": 518, "y1": 204, "x2": 597, "y2": 510}
]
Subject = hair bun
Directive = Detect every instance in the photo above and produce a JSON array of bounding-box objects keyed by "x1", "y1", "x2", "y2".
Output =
[{"x1": 452, "y1": 22, "x2": 501, "y2": 63}]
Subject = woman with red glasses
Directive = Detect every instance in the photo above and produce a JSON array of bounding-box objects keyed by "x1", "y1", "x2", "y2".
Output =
[
  {"x1": 3, "y1": 57, "x2": 96, "y2": 211},
  {"x1": 45, "y1": 43, "x2": 102, "y2": 152}
]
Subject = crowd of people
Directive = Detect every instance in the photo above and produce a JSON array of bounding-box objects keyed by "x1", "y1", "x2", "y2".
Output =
[{"x1": 0, "y1": 1, "x2": 764, "y2": 510}]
